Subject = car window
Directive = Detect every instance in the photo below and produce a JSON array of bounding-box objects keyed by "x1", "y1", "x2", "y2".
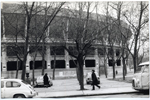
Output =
[
  {"x1": 1, "y1": 81, "x2": 4, "y2": 88},
  {"x1": 6, "y1": 81, "x2": 21, "y2": 88},
  {"x1": 143, "y1": 66, "x2": 149, "y2": 73}
]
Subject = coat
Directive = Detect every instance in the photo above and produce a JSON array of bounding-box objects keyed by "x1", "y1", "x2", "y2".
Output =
[
  {"x1": 43, "y1": 74, "x2": 49, "y2": 85},
  {"x1": 91, "y1": 72, "x2": 99, "y2": 85}
]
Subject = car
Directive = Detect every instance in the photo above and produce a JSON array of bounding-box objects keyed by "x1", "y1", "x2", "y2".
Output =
[
  {"x1": 132, "y1": 61, "x2": 149, "y2": 91},
  {"x1": 1, "y1": 78, "x2": 38, "y2": 98},
  {"x1": 35, "y1": 75, "x2": 53, "y2": 87},
  {"x1": 86, "y1": 72, "x2": 100, "y2": 85}
]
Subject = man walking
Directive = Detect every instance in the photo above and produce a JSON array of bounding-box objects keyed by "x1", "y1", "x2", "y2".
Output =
[{"x1": 91, "y1": 70, "x2": 100, "y2": 90}]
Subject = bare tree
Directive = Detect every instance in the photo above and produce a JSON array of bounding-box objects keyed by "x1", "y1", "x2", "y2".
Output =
[
  {"x1": 2, "y1": 2, "x2": 65, "y2": 81},
  {"x1": 59, "y1": 2, "x2": 97, "y2": 90},
  {"x1": 108, "y1": 1, "x2": 130, "y2": 80},
  {"x1": 59, "y1": 2, "x2": 112, "y2": 90},
  {"x1": 123, "y1": 1, "x2": 149, "y2": 73}
]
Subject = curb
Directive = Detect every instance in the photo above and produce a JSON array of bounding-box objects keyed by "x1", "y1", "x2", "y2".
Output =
[
  {"x1": 36, "y1": 90, "x2": 138, "y2": 98},
  {"x1": 49, "y1": 92, "x2": 139, "y2": 98}
]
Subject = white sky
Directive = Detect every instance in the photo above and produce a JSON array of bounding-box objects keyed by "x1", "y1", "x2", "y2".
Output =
[{"x1": 1, "y1": 0, "x2": 149, "y2": 55}]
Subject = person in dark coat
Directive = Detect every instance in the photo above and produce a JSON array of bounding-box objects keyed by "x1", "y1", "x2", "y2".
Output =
[
  {"x1": 43, "y1": 73, "x2": 49, "y2": 87},
  {"x1": 91, "y1": 70, "x2": 100, "y2": 90}
]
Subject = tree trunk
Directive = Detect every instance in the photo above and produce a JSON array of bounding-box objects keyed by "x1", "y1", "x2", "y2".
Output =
[
  {"x1": 53, "y1": 53, "x2": 56, "y2": 80},
  {"x1": 133, "y1": 52, "x2": 138, "y2": 73},
  {"x1": 104, "y1": 57, "x2": 107, "y2": 78},
  {"x1": 42, "y1": 57, "x2": 45, "y2": 75},
  {"x1": 77, "y1": 54, "x2": 84, "y2": 90},
  {"x1": 122, "y1": 57, "x2": 126, "y2": 80},
  {"x1": 32, "y1": 60, "x2": 35, "y2": 85},
  {"x1": 42, "y1": 40, "x2": 45, "y2": 75},
  {"x1": 16, "y1": 59, "x2": 19, "y2": 78},
  {"x1": 21, "y1": 56, "x2": 27, "y2": 80},
  {"x1": 32, "y1": 52, "x2": 37, "y2": 86},
  {"x1": 112, "y1": 61, "x2": 116, "y2": 79}
]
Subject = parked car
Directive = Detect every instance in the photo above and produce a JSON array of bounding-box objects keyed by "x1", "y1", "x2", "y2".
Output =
[
  {"x1": 35, "y1": 75, "x2": 53, "y2": 87},
  {"x1": 1, "y1": 78, "x2": 38, "y2": 98},
  {"x1": 86, "y1": 72, "x2": 100, "y2": 85},
  {"x1": 132, "y1": 61, "x2": 149, "y2": 91}
]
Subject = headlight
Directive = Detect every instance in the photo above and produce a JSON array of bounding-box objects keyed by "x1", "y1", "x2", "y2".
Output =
[{"x1": 136, "y1": 79, "x2": 140, "y2": 87}]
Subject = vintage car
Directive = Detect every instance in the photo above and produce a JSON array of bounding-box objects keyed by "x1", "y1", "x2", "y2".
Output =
[
  {"x1": 86, "y1": 72, "x2": 100, "y2": 85},
  {"x1": 132, "y1": 61, "x2": 149, "y2": 91},
  {"x1": 35, "y1": 75, "x2": 53, "y2": 87},
  {"x1": 1, "y1": 78, "x2": 38, "y2": 98}
]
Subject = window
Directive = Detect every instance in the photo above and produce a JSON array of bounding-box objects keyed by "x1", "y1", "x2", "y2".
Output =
[
  {"x1": 29, "y1": 46, "x2": 46, "y2": 54},
  {"x1": 69, "y1": 46, "x2": 78, "y2": 55},
  {"x1": 50, "y1": 46, "x2": 65, "y2": 55},
  {"x1": 1, "y1": 81, "x2": 4, "y2": 88},
  {"x1": 69, "y1": 60, "x2": 77, "y2": 68},
  {"x1": 85, "y1": 60, "x2": 95, "y2": 67},
  {"x1": 109, "y1": 60, "x2": 113, "y2": 66},
  {"x1": 7, "y1": 46, "x2": 24, "y2": 56},
  {"x1": 108, "y1": 48, "x2": 114, "y2": 56},
  {"x1": 116, "y1": 49, "x2": 120, "y2": 56},
  {"x1": 117, "y1": 60, "x2": 121, "y2": 66},
  {"x1": 51, "y1": 60, "x2": 65, "y2": 69},
  {"x1": 7, "y1": 61, "x2": 23, "y2": 71},
  {"x1": 30, "y1": 61, "x2": 47, "y2": 69},
  {"x1": 86, "y1": 47, "x2": 95, "y2": 55},
  {"x1": 98, "y1": 48, "x2": 105, "y2": 56},
  {"x1": 6, "y1": 81, "x2": 21, "y2": 88}
]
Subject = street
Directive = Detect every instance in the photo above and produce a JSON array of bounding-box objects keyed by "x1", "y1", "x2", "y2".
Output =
[{"x1": 70, "y1": 92, "x2": 149, "y2": 98}]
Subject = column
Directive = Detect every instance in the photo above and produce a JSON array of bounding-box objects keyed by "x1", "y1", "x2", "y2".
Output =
[
  {"x1": 65, "y1": 46, "x2": 69, "y2": 69},
  {"x1": 95, "y1": 48, "x2": 99, "y2": 71},
  {"x1": 2, "y1": 45, "x2": 7, "y2": 71},
  {"x1": 26, "y1": 46, "x2": 31, "y2": 73},
  {"x1": 83, "y1": 60, "x2": 86, "y2": 68},
  {"x1": 46, "y1": 45, "x2": 51, "y2": 69},
  {"x1": 1, "y1": 13, "x2": 7, "y2": 72}
]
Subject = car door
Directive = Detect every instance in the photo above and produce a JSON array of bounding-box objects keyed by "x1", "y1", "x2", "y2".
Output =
[
  {"x1": 141, "y1": 66, "x2": 149, "y2": 88},
  {"x1": 4, "y1": 81, "x2": 21, "y2": 98},
  {"x1": 1, "y1": 81, "x2": 5, "y2": 98}
]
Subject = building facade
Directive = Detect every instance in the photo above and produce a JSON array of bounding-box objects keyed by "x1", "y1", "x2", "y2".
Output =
[{"x1": 1, "y1": 3, "x2": 131, "y2": 79}]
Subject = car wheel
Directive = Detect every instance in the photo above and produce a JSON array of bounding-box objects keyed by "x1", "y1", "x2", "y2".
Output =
[{"x1": 14, "y1": 94, "x2": 26, "y2": 98}]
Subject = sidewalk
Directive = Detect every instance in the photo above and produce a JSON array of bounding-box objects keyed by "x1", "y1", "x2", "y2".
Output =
[
  {"x1": 34, "y1": 74, "x2": 138, "y2": 98},
  {"x1": 36, "y1": 87, "x2": 137, "y2": 98}
]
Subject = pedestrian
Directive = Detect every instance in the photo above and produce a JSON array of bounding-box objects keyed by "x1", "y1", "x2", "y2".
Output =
[
  {"x1": 91, "y1": 70, "x2": 100, "y2": 90},
  {"x1": 43, "y1": 73, "x2": 50, "y2": 87}
]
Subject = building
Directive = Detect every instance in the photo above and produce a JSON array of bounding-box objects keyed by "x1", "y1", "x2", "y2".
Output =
[{"x1": 1, "y1": 3, "x2": 132, "y2": 79}]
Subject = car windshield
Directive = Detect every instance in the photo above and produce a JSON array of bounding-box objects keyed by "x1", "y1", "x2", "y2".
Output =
[
  {"x1": 22, "y1": 80, "x2": 29, "y2": 85},
  {"x1": 136, "y1": 64, "x2": 148, "y2": 73},
  {"x1": 142, "y1": 65, "x2": 149, "y2": 73},
  {"x1": 136, "y1": 67, "x2": 142, "y2": 73}
]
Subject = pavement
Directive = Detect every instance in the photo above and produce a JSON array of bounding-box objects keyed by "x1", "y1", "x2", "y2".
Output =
[{"x1": 34, "y1": 72, "x2": 139, "y2": 98}]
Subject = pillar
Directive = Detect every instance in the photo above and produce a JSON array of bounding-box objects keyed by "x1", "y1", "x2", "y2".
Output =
[
  {"x1": 2, "y1": 45, "x2": 7, "y2": 71},
  {"x1": 46, "y1": 45, "x2": 51, "y2": 69},
  {"x1": 26, "y1": 46, "x2": 31, "y2": 74},
  {"x1": 95, "y1": 48, "x2": 99, "y2": 72},
  {"x1": 1, "y1": 13, "x2": 7, "y2": 72},
  {"x1": 65, "y1": 46, "x2": 69, "y2": 69}
]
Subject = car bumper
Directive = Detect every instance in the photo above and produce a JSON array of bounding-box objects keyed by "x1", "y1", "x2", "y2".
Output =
[
  {"x1": 132, "y1": 79, "x2": 149, "y2": 90},
  {"x1": 28, "y1": 92, "x2": 38, "y2": 98}
]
